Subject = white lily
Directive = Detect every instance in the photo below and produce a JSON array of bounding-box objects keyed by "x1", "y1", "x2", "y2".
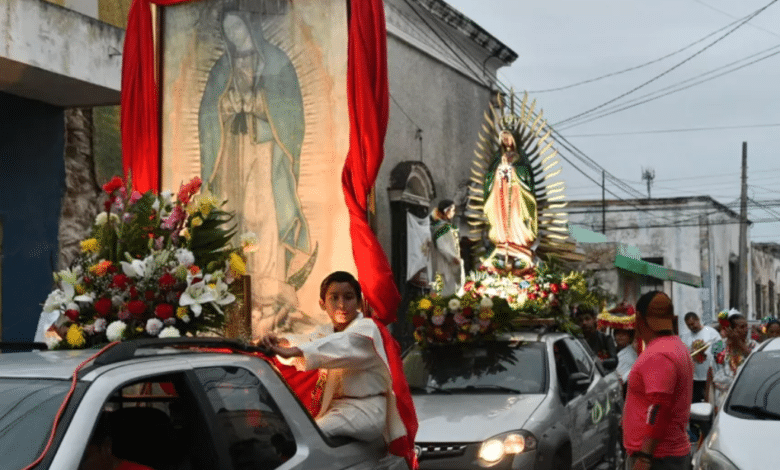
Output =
[
  {"x1": 121, "y1": 256, "x2": 154, "y2": 279},
  {"x1": 210, "y1": 278, "x2": 236, "y2": 314},
  {"x1": 179, "y1": 275, "x2": 216, "y2": 317}
]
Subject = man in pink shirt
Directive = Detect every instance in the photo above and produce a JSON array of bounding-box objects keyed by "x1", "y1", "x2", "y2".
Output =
[{"x1": 623, "y1": 291, "x2": 694, "y2": 470}]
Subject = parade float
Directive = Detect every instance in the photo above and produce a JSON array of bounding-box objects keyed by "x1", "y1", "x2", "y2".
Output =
[{"x1": 409, "y1": 93, "x2": 605, "y2": 345}]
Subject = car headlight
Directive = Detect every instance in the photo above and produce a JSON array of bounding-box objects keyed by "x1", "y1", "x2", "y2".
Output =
[
  {"x1": 477, "y1": 431, "x2": 537, "y2": 464},
  {"x1": 698, "y1": 448, "x2": 739, "y2": 470}
]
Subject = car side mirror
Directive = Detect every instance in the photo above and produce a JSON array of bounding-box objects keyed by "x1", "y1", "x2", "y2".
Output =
[
  {"x1": 567, "y1": 371, "x2": 591, "y2": 395},
  {"x1": 601, "y1": 358, "x2": 618, "y2": 372}
]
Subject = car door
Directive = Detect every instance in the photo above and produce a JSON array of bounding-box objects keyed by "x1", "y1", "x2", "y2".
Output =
[{"x1": 564, "y1": 337, "x2": 613, "y2": 467}]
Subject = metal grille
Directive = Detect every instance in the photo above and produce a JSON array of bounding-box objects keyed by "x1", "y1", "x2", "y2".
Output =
[{"x1": 416, "y1": 443, "x2": 468, "y2": 460}]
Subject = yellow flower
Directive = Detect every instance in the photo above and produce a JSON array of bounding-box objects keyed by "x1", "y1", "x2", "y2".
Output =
[
  {"x1": 180, "y1": 228, "x2": 191, "y2": 240},
  {"x1": 176, "y1": 306, "x2": 189, "y2": 319},
  {"x1": 66, "y1": 324, "x2": 85, "y2": 348},
  {"x1": 413, "y1": 330, "x2": 424, "y2": 343},
  {"x1": 229, "y1": 252, "x2": 246, "y2": 277},
  {"x1": 198, "y1": 192, "x2": 219, "y2": 218},
  {"x1": 89, "y1": 260, "x2": 113, "y2": 277},
  {"x1": 80, "y1": 238, "x2": 100, "y2": 253},
  {"x1": 75, "y1": 284, "x2": 87, "y2": 295},
  {"x1": 191, "y1": 216, "x2": 203, "y2": 228},
  {"x1": 418, "y1": 299, "x2": 433, "y2": 310}
]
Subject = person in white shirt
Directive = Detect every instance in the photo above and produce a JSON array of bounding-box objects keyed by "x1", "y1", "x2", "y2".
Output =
[
  {"x1": 681, "y1": 312, "x2": 720, "y2": 404},
  {"x1": 262, "y1": 271, "x2": 407, "y2": 446}
]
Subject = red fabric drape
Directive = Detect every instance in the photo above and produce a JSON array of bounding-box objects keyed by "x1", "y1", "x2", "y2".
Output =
[
  {"x1": 343, "y1": 0, "x2": 401, "y2": 325},
  {"x1": 121, "y1": 0, "x2": 194, "y2": 193}
]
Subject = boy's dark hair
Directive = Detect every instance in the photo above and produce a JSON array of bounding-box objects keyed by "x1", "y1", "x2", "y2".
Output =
[
  {"x1": 684, "y1": 312, "x2": 699, "y2": 322},
  {"x1": 319, "y1": 271, "x2": 362, "y2": 301},
  {"x1": 437, "y1": 199, "x2": 455, "y2": 213},
  {"x1": 728, "y1": 313, "x2": 745, "y2": 329}
]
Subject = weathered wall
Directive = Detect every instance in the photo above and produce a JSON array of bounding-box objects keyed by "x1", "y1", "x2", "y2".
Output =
[
  {"x1": 0, "y1": 92, "x2": 65, "y2": 341},
  {"x1": 751, "y1": 243, "x2": 780, "y2": 318}
]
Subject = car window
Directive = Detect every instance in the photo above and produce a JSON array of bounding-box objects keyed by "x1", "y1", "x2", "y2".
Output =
[
  {"x1": 725, "y1": 351, "x2": 780, "y2": 420},
  {"x1": 565, "y1": 337, "x2": 594, "y2": 376},
  {"x1": 403, "y1": 341, "x2": 547, "y2": 394},
  {"x1": 195, "y1": 366, "x2": 297, "y2": 469},
  {"x1": 1, "y1": 378, "x2": 79, "y2": 469},
  {"x1": 80, "y1": 373, "x2": 220, "y2": 470}
]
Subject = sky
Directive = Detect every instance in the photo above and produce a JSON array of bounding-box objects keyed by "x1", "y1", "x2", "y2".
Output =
[{"x1": 444, "y1": 0, "x2": 780, "y2": 243}]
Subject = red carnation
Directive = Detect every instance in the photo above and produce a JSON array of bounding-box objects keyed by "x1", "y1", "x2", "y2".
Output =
[
  {"x1": 561, "y1": 282, "x2": 569, "y2": 291},
  {"x1": 155, "y1": 303, "x2": 174, "y2": 320},
  {"x1": 528, "y1": 293, "x2": 537, "y2": 301},
  {"x1": 462, "y1": 306, "x2": 473, "y2": 318},
  {"x1": 129, "y1": 286, "x2": 139, "y2": 300},
  {"x1": 145, "y1": 290, "x2": 156, "y2": 301},
  {"x1": 540, "y1": 291, "x2": 549, "y2": 299},
  {"x1": 102, "y1": 176, "x2": 124, "y2": 195},
  {"x1": 158, "y1": 273, "x2": 176, "y2": 290},
  {"x1": 111, "y1": 274, "x2": 130, "y2": 290},
  {"x1": 94, "y1": 298, "x2": 113, "y2": 316},
  {"x1": 108, "y1": 264, "x2": 119, "y2": 274},
  {"x1": 550, "y1": 283, "x2": 560, "y2": 294},
  {"x1": 127, "y1": 300, "x2": 147, "y2": 318},
  {"x1": 64, "y1": 309, "x2": 79, "y2": 322}
]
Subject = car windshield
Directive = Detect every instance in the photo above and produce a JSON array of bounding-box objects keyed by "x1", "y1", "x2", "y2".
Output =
[
  {"x1": 403, "y1": 341, "x2": 547, "y2": 394},
  {"x1": 1, "y1": 378, "x2": 74, "y2": 468},
  {"x1": 725, "y1": 350, "x2": 780, "y2": 420}
]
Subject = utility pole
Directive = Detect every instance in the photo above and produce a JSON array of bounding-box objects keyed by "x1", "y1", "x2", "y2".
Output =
[
  {"x1": 641, "y1": 167, "x2": 655, "y2": 199},
  {"x1": 738, "y1": 142, "x2": 749, "y2": 315},
  {"x1": 602, "y1": 170, "x2": 606, "y2": 234}
]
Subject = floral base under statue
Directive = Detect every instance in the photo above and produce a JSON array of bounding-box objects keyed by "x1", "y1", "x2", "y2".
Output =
[
  {"x1": 409, "y1": 262, "x2": 598, "y2": 346},
  {"x1": 36, "y1": 176, "x2": 256, "y2": 349}
]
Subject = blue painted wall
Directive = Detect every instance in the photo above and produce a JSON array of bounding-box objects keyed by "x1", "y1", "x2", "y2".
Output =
[{"x1": 0, "y1": 92, "x2": 65, "y2": 341}]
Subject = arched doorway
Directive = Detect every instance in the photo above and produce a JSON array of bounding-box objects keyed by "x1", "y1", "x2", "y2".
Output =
[{"x1": 387, "y1": 162, "x2": 435, "y2": 349}]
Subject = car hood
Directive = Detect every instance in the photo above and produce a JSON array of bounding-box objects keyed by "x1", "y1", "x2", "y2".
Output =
[
  {"x1": 708, "y1": 409, "x2": 779, "y2": 470},
  {"x1": 413, "y1": 393, "x2": 546, "y2": 442}
]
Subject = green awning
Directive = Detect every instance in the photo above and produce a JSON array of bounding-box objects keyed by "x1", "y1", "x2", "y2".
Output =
[{"x1": 614, "y1": 254, "x2": 702, "y2": 288}]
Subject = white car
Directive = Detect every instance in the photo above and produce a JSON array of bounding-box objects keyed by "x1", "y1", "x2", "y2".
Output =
[{"x1": 691, "y1": 337, "x2": 780, "y2": 470}]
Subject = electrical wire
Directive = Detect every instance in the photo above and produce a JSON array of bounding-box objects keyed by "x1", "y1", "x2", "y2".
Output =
[
  {"x1": 558, "y1": 44, "x2": 780, "y2": 130},
  {"x1": 692, "y1": 0, "x2": 780, "y2": 38},
  {"x1": 553, "y1": 0, "x2": 779, "y2": 127},
  {"x1": 565, "y1": 122, "x2": 780, "y2": 137},
  {"x1": 526, "y1": 12, "x2": 756, "y2": 93}
]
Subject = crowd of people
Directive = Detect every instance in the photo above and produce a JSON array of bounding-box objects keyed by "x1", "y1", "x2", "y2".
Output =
[{"x1": 577, "y1": 294, "x2": 780, "y2": 470}]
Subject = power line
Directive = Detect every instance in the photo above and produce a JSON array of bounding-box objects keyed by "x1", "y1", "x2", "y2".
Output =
[
  {"x1": 565, "y1": 123, "x2": 780, "y2": 137},
  {"x1": 526, "y1": 12, "x2": 752, "y2": 93},
  {"x1": 558, "y1": 43, "x2": 780, "y2": 129},
  {"x1": 389, "y1": 92, "x2": 422, "y2": 130},
  {"x1": 692, "y1": 0, "x2": 780, "y2": 38},
  {"x1": 553, "y1": 0, "x2": 779, "y2": 127}
]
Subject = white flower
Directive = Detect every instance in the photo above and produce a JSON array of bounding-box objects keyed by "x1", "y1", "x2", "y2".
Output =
[
  {"x1": 480, "y1": 296, "x2": 494, "y2": 309},
  {"x1": 146, "y1": 318, "x2": 164, "y2": 336},
  {"x1": 179, "y1": 275, "x2": 216, "y2": 317},
  {"x1": 158, "y1": 326, "x2": 181, "y2": 338},
  {"x1": 44, "y1": 334, "x2": 61, "y2": 350},
  {"x1": 121, "y1": 257, "x2": 152, "y2": 278},
  {"x1": 175, "y1": 248, "x2": 195, "y2": 267},
  {"x1": 92, "y1": 318, "x2": 107, "y2": 333},
  {"x1": 448, "y1": 298, "x2": 461, "y2": 310},
  {"x1": 95, "y1": 212, "x2": 108, "y2": 226},
  {"x1": 211, "y1": 279, "x2": 236, "y2": 313},
  {"x1": 469, "y1": 323, "x2": 481, "y2": 334},
  {"x1": 43, "y1": 289, "x2": 68, "y2": 313},
  {"x1": 431, "y1": 314, "x2": 446, "y2": 326},
  {"x1": 65, "y1": 302, "x2": 79, "y2": 312},
  {"x1": 106, "y1": 321, "x2": 127, "y2": 342}
]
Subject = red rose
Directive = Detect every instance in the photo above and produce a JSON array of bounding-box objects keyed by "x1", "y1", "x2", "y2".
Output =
[
  {"x1": 64, "y1": 309, "x2": 79, "y2": 322},
  {"x1": 528, "y1": 293, "x2": 537, "y2": 300},
  {"x1": 158, "y1": 273, "x2": 176, "y2": 290},
  {"x1": 111, "y1": 274, "x2": 130, "y2": 290},
  {"x1": 540, "y1": 291, "x2": 549, "y2": 299},
  {"x1": 102, "y1": 176, "x2": 124, "y2": 195},
  {"x1": 145, "y1": 290, "x2": 156, "y2": 301},
  {"x1": 412, "y1": 315, "x2": 426, "y2": 328},
  {"x1": 155, "y1": 303, "x2": 174, "y2": 320},
  {"x1": 129, "y1": 286, "x2": 139, "y2": 300},
  {"x1": 560, "y1": 282, "x2": 569, "y2": 290},
  {"x1": 550, "y1": 284, "x2": 560, "y2": 294},
  {"x1": 127, "y1": 300, "x2": 147, "y2": 318},
  {"x1": 94, "y1": 298, "x2": 113, "y2": 316},
  {"x1": 462, "y1": 307, "x2": 473, "y2": 318},
  {"x1": 108, "y1": 264, "x2": 119, "y2": 274}
]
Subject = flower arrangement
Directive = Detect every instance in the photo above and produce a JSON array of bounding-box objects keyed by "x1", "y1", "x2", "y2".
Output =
[
  {"x1": 717, "y1": 310, "x2": 730, "y2": 329},
  {"x1": 409, "y1": 262, "x2": 597, "y2": 346},
  {"x1": 690, "y1": 339, "x2": 708, "y2": 363},
  {"x1": 40, "y1": 175, "x2": 256, "y2": 349}
]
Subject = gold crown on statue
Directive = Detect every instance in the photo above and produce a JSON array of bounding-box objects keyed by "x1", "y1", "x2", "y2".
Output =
[{"x1": 499, "y1": 113, "x2": 520, "y2": 131}]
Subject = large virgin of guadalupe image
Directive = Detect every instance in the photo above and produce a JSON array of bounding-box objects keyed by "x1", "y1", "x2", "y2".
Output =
[{"x1": 198, "y1": 9, "x2": 317, "y2": 322}]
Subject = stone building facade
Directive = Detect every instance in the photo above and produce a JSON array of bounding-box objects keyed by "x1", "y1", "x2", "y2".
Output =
[{"x1": 567, "y1": 196, "x2": 763, "y2": 326}]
